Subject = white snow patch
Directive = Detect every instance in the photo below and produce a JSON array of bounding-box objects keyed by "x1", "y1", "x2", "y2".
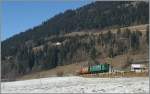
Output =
[{"x1": 1, "y1": 76, "x2": 149, "y2": 93}]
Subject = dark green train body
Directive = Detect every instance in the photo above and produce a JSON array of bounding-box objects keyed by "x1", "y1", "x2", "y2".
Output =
[
  {"x1": 79, "y1": 64, "x2": 110, "y2": 74},
  {"x1": 89, "y1": 64, "x2": 109, "y2": 73}
]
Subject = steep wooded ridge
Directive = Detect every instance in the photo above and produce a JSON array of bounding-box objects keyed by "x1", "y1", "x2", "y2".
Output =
[{"x1": 1, "y1": 1, "x2": 149, "y2": 80}]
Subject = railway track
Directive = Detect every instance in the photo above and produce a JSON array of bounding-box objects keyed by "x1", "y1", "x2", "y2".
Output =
[{"x1": 80, "y1": 71, "x2": 148, "y2": 78}]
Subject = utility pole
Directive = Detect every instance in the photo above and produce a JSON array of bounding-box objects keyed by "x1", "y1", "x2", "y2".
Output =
[{"x1": 108, "y1": 57, "x2": 112, "y2": 73}]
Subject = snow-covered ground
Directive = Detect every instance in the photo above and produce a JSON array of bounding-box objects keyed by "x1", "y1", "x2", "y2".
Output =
[{"x1": 1, "y1": 76, "x2": 149, "y2": 93}]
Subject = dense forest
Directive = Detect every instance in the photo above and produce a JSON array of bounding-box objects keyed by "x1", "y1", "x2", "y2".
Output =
[{"x1": 1, "y1": 1, "x2": 149, "y2": 80}]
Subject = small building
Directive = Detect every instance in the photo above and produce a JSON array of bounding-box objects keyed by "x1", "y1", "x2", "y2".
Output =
[
  {"x1": 55, "y1": 42, "x2": 61, "y2": 46},
  {"x1": 130, "y1": 64, "x2": 147, "y2": 72},
  {"x1": 52, "y1": 42, "x2": 61, "y2": 46}
]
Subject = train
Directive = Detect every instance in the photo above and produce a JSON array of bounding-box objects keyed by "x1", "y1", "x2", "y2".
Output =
[{"x1": 78, "y1": 64, "x2": 110, "y2": 74}]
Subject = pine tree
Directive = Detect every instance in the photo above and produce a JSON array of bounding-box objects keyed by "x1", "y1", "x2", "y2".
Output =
[{"x1": 146, "y1": 26, "x2": 149, "y2": 44}]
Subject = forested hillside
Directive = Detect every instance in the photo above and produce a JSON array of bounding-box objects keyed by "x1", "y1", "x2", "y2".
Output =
[
  {"x1": 2, "y1": 1, "x2": 148, "y2": 57},
  {"x1": 1, "y1": 1, "x2": 149, "y2": 81}
]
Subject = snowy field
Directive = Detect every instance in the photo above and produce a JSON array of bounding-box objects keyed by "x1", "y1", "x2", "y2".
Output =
[{"x1": 1, "y1": 76, "x2": 149, "y2": 93}]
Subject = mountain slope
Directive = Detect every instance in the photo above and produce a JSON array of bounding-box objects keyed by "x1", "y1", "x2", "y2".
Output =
[{"x1": 2, "y1": 1, "x2": 149, "y2": 57}]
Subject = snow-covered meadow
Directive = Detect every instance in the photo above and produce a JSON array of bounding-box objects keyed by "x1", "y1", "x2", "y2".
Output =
[{"x1": 1, "y1": 76, "x2": 149, "y2": 93}]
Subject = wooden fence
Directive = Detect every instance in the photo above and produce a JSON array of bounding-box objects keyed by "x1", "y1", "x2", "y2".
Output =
[{"x1": 81, "y1": 71, "x2": 149, "y2": 78}]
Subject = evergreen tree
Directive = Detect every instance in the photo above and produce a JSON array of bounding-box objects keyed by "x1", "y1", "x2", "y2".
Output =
[
  {"x1": 131, "y1": 32, "x2": 140, "y2": 50},
  {"x1": 146, "y1": 26, "x2": 149, "y2": 44}
]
